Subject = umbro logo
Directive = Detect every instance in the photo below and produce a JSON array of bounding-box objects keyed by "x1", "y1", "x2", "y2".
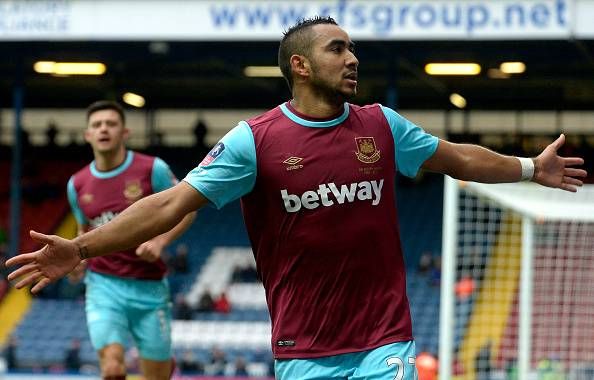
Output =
[
  {"x1": 283, "y1": 157, "x2": 302, "y2": 165},
  {"x1": 283, "y1": 156, "x2": 303, "y2": 171}
]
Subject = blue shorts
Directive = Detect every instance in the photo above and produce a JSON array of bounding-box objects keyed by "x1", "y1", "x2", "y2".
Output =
[
  {"x1": 275, "y1": 341, "x2": 417, "y2": 380},
  {"x1": 85, "y1": 271, "x2": 172, "y2": 361}
]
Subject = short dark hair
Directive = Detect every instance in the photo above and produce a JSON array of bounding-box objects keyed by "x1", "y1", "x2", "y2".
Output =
[
  {"x1": 86, "y1": 100, "x2": 126, "y2": 124},
  {"x1": 278, "y1": 16, "x2": 338, "y2": 91}
]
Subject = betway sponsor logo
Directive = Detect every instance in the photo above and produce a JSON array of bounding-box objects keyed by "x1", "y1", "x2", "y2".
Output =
[
  {"x1": 281, "y1": 179, "x2": 384, "y2": 213},
  {"x1": 90, "y1": 211, "x2": 119, "y2": 228}
]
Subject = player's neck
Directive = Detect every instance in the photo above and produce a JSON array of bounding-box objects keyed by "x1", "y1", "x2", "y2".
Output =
[
  {"x1": 94, "y1": 148, "x2": 127, "y2": 172},
  {"x1": 291, "y1": 91, "x2": 344, "y2": 118}
]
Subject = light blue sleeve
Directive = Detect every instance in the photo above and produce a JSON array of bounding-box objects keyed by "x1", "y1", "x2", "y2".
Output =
[
  {"x1": 67, "y1": 177, "x2": 87, "y2": 226},
  {"x1": 183, "y1": 121, "x2": 257, "y2": 209},
  {"x1": 380, "y1": 105, "x2": 439, "y2": 178},
  {"x1": 151, "y1": 157, "x2": 178, "y2": 193}
]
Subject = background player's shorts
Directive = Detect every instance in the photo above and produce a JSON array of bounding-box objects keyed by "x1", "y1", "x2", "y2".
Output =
[
  {"x1": 275, "y1": 341, "x2": 417, "y2": 380},
  {"x1": 85, "y1": 271, "x2": 172, "y2": 361}
]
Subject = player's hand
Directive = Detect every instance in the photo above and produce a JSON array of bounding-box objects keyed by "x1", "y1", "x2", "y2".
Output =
[
  {"x1": 67, "y1": 259, "x2": 87, "y2": 282},
  {"x1": 5, "y1": 230, "x2": 81, "y2": 294},
  {"x1": 533, "y1": 134, "x2": 587, "y2": 192},
  {"x1": 135, "y1": 240, "x2": 164, "y2": 263}
]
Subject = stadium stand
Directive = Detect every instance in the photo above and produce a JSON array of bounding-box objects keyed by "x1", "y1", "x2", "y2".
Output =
[{"x1": 12, "y1": 299, "x2": 95, "y2": 368}]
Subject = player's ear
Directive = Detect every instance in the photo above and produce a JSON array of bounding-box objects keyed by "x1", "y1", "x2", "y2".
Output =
[
  {"x1": 290, "y1": 54, "x2": 310, "y2": 80},
  {"x1": 83, "y1": 128, "x2": 92, "y2": 143},
  {"x1": 122, "y1": 127, "x2": 130, "y2": 142}
]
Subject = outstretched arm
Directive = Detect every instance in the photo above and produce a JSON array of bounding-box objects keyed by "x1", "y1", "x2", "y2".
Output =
[
  {"x1": 6, "y1": 181, "x2": 207, "y2": 292},
  {"x1": 135, "y1": 211, "x2": 197, "y2": 262},
  {"x1": 422, "y1": 134, "x2": 586, "y2": 192}
]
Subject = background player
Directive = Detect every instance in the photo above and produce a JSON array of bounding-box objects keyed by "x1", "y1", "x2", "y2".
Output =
[
  {"x1": 7, "y1": 17, "x2": 586, "y2": 380},
  {"x1": 67, "y1": 100, "x2": 195, "y2": 380}
]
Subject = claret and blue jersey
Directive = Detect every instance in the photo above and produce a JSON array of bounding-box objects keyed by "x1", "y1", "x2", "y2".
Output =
[
  {"x1": 67, "y1": 151, "x2": 178, "y2": 280},
  {"x1": 183, "y1": 102, "x2": 438, "y2": 359},
  {"x1": 185, "y1": 102, "x2": 437, "y2": 209}
]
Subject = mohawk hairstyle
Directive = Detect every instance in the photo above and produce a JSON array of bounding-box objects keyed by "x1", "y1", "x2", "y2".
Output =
[{"x1": 278, "y1": 16, "x2": 338, "y2": 91}]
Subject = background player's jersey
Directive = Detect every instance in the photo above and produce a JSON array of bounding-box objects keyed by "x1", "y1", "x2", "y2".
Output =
[
  {"x1": 184, "y1": 103, "x2": 438, "y2": 359},
  {"x1": 68, "y1": 151, "x2": 177, "y2": 280}
]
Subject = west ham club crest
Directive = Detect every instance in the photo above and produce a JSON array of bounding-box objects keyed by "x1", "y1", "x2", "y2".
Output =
[
  {"x1": 355, "y1": 137, "x2": 381, "y2": 164},
  {"x1": 124, "y1": 180, "x2": 143, "y2": 202}
]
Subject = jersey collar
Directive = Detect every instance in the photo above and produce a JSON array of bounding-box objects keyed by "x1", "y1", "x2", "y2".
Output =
[
  {"x1": 280, "y1": 101, "x2": 349, "y2": 128},
  {"x1": 90, "y1": 150, "x2": 133, "y2": 179}
]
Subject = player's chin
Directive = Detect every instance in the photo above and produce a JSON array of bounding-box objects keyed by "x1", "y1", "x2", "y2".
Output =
[
  {"x1": 339, "y1": 87, "x2": 357, "y2": 99},
  {"x1": 96, "y1": 143, "x2": 117, "y2": 152}
]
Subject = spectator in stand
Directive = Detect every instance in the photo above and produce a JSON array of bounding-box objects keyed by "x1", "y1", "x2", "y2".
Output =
[
  {"x1": 418, "y1": 251, "x2": 433, "y2": 274},
  {"x1": 192, "y1": 118, "x2": 209, "y2": 152},
  {"x1": 455, "y1": 276, "x2": 476, "y2": 301},
  {"x1": 430, "y1": 256, "x2": 442, "y2": 286},
  {"x1": 64, "y1": 338, "x2": 81, "y2": 373},
  {"x1": 173, "y1": 293, "x2": 193, "y2": 320},
  {"x1": 505, "y1": 359, "x2": 518, "y2": 380},
  {"x1": 536, "y1": 356, "x2": 565, "y2": 380},
  {"x1": 4, "y1": 336, "x2": 18, "y2": 371},
  {"x1": 172, "y1": 243, "x2": 189, "y2": 274},
  {"x1": 416, "y1": 352, "x2": 438, "y2": 380},
  {"x1": 208, "y1": 346, "x2": 227, "y2": 376},
  {"x1": 58, "y1": 263, "x2": 86, "y2": 300},
  {"x1": 233, "y1": 356, "x2": 249, "y2": 377},
  {"x1": 231, "y1": 262, "x2": 259, "y2": 282},
  {"x1": 179, "y1": 349, "x2": 204, "y2": 374},
  {"x1": 475, "y1": 341, "x2": 493, "y2": 380},
  {"x1": 214, "y1": 291, "x2": 231, "y2": 314},
  {"x1": 194, "y1": 289, "x2": 215, "y2": 313},
  {"x1": 46, "y1": 120, "x2": 59, "y2": 149}
]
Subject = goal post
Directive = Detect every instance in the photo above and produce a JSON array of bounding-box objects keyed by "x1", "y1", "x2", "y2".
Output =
[{"x1": 439, "y1": 176, "x2": 594, "y2": 380}]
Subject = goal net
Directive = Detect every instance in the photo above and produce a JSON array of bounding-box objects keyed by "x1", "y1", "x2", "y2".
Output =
[{"x1": 439, "y1": 177, "x2": 594, "y2": 380}]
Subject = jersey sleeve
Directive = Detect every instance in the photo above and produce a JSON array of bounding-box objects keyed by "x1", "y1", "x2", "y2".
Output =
[
  {"x1": 66, "y1": 177, "x2": 87, "y2": 226},
  {"x1": 183, "y1": 121, "x2": 257, "y2": 209},
  {"x1": 151, "y1": 157, "x2": 178, "y2": 193},
  {"x1": 380, "y1": 105, "x2": 439, "y2": 178}
]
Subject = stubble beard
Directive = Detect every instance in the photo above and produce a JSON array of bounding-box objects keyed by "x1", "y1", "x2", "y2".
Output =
[
  {"x1": 311, "y1": 77, "x2": 355, "y2": 107},
  {"x1": 308, "y1": 58, "x2": 358, "y2": 106}
]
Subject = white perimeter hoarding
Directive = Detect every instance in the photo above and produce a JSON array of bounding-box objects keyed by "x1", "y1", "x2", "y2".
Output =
[{"x1": 0, "y1": 0, "x2": 592, "y2": 41}]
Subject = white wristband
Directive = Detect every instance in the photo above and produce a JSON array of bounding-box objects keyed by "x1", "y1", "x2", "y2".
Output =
[{"x1": 517, "y1": 157, "x2": 535, "y2": 181}]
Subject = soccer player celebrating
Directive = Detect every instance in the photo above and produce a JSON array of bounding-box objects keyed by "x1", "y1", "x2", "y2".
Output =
[
  {"x1": 66, "y1": 101, "x2": 194, "y2": 380},
  {"x1": 7, "y1": 17, "x2": 586, "y2": 380}
]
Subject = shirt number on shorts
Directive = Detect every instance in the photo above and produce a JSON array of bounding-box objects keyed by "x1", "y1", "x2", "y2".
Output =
[{"x1": 386, "y1": 356, "x2": 417, "y2": 380}]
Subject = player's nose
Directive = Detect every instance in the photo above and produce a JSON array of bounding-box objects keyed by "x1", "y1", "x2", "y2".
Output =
[{"x1": 346, "y1": 51, "x2": 359, "y2": 69}]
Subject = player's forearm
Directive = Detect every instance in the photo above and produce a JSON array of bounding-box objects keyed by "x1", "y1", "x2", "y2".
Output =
[
  {"x1": 73, "y1": 187, "x2": 190, "y2": 259},
  {"x1": 451, "y1": 144, "x2": 523, "y2": 183},
  {"x1": 424, "y1": 141, "x2": 524, "y2": 183},
  {"x1": 151, "y1": 211, "x2": 197, "y2": 248}
]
